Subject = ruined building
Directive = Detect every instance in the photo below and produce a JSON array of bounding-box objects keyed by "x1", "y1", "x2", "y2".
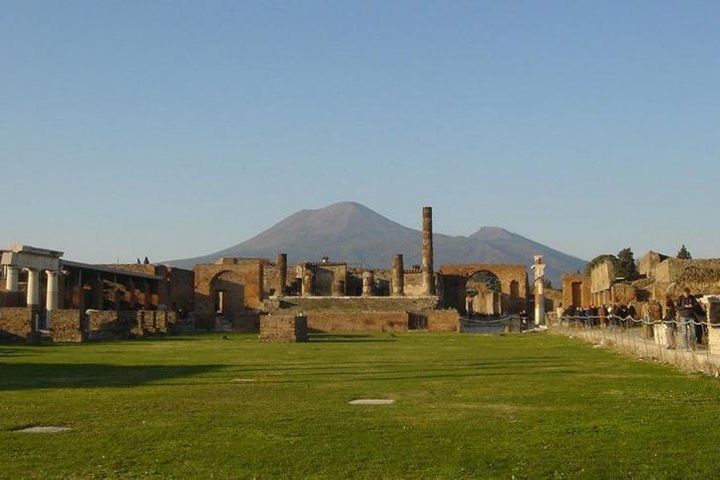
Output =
[{"x1": 1, "y1": 206, "x2": 535, "y2": 342}]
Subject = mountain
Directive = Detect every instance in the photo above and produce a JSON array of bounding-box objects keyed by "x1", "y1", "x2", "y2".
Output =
[{"x1": 164, "y1": 202, "x2": 586, "y2": 285}]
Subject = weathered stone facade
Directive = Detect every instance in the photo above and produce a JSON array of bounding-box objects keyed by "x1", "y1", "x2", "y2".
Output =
[
  {"x1": 194, "y1": 258, "x2": 264, "y2": 330},
  {"x1": 562, "y1": 274, "x2": 591, "y2": 308},
  {"x1": 437, "y1": 264, "x2": 528, "y2": 314},
  {"x1": 50, "y1": 309, "x2": 84, "y2": 342}
]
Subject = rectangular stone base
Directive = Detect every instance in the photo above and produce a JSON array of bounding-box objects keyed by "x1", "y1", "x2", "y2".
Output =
[
  {"x1": 259, "y1": 315, "x2": 308, "y2": 343},
  {"x1": 708, "y1": 327, "x2": 720, "y2": 356},
  {"x1": 653, "y1": 324, "x2": 668, "y2": 346}
]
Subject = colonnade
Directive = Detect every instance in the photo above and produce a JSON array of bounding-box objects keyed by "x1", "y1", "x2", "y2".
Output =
[{"x1": 4, "y1": 265, "x2": 60, "y2": 325}]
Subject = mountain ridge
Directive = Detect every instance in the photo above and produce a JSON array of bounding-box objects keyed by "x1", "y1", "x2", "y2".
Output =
[{"x1": 164, "y1": 202, "x2": 586, "y2": 285}]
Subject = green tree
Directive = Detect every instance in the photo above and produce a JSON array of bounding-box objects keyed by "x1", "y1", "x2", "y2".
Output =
[
  {"x1": 677, "y1": 244, "x2": 692, "y2": 259},
  {"x1": 616, "y1": 247, "x2": 638, "y2": 280}
]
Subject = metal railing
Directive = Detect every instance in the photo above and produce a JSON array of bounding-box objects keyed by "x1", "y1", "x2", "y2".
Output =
[{"x1": 547, "y1": 313, "x2": 720, "y2": 374}]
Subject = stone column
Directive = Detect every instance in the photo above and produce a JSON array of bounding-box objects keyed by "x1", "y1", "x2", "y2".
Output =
[
  {"x1": 275, "y1": 253, "x2": 287, "y2": 297},
  {"x1": 362, "y1": 270, "x2": 375, "y2": 296},
  {"x1": 533, "y1": 255, "x2": 545, "y2": 326},
  {"x1": 26, "y1": 268, "x2": 40, "y2": 308},
  {"x1": 45, "y1": 270, "x2": 59, "y2": 326},
  {"x1": 5, "y1": 266, "x2": 19, "y2": 291},
  {"x1": 391, "y1": 254, "x2": 404, "y2": 296},
  {"x1": 421, "y1": 206, "x2": 435, "y2": 295}
]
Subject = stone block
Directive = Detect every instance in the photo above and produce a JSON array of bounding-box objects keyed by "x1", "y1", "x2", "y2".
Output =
[
  {"x1": 259, "y1": 315, "x2": 308, "y2": 343},
  {"x1": 50, "y1": 309, "x2": 84, "y2": 343}
]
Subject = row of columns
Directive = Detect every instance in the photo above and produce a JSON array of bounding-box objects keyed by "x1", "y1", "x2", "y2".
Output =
[
  {"x1": 4, "y1": 265, "x2": 60, "y2": 324},
  {"x1": 272, "y1": 253, "x2": 408, "y2": 298}
]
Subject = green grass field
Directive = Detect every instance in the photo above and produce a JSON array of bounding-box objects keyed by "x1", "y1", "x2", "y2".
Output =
[{"x1": 2, "y1": 332, "x2": 720, "y2": 479}]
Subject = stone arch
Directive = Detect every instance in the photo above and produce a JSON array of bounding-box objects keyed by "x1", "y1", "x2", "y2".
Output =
[{"x1": 209, "y1": 270, "x2": 246, "y2": 320}]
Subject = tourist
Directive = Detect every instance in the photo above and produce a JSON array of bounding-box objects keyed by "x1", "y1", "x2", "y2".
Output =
[
  {"x1": 677, "y1": 288, "x2": 700, "y2": 349},
  {"x1": 664, "y1": 295, "x2": 677, "y2": 349},
  {"x1": 598, "y1": 305, "x2": 608, "y2": 328}
]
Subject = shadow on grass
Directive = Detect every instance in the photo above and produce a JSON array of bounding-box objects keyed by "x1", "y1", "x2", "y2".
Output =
[{"x1": 0, "y1": 363, "x2": 223, "y2": 390}]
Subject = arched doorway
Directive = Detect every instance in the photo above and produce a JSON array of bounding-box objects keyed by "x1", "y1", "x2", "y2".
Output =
[
  {"x1": 209, "y1": 270, "x2": 246, "y2": 321},
  {"x1": 465, "y1": 270, "x2": 501, "y2": 316}
]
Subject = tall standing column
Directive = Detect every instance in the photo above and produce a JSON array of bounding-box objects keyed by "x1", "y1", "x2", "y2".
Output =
[
  {"x1": 362, "y1": 270, "x2": 375, "y2": 296},
  {"x1": 45, "y1": 270, "x2": 59, "y2": 326},
  {"x1": 391, "y1": 254, "x2": 404, "y2": 296},
  {"x1": 26, "y1": 268, "x2": 40, "y2": 308},
  {"x1": 5, "y1": 266, "x2": 19, "y2": 291},
  {"x1": 421, "y1": 206, "x2": 435, "y2": 295},
  {"x1": 533, "y1": 255, "x2": 545, "y2": 326},
  {"x1": 275, "y1": 253, "x2": 287, "y2": 297}
]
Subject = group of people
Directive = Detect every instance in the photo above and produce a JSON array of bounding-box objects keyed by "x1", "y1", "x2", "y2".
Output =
[
  {"x1": 662, "y1": 288, "x2": 706, "y2": 350},
  {"x1": 563, "y1": 304, "x2": 638, "y2": 324},
  {"x1": 560, "y1": 288, "x2": 708, "y2": 350}
]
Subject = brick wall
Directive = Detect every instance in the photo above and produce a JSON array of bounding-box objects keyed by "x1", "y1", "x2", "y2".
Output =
[
  {"x1": 167, "y1": 268, "x2": 195, "y2": 312},
  {"x1": 426, "y1": 309, "x2": 460, "y2": 332},
  {"x1": 0, "y1": 307, "x2": 32, "y2": 342},
  {"x1": 305, "y1": 311, "x2": 408, "y2": 332}
]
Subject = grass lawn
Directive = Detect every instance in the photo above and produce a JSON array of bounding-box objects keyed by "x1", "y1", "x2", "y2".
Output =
[{"x1": 2, "y1": 332, "x2": 720, "y2": 479}]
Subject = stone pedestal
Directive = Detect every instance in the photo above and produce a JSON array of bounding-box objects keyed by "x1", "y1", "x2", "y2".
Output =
[
  {"x1": 259, "y1": 315, "x2": 308, "y2": 342},
  {"x1": 701, "y1": 296, "x2": 720, "y2": 355},
  {"x1": 653, "y1": 324, "x2": 668, "y2": 346}
]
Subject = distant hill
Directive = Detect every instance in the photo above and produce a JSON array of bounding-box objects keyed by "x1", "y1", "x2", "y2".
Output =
[{"x1": 164, "y1": 202, "x2": 586, "y2": 285}]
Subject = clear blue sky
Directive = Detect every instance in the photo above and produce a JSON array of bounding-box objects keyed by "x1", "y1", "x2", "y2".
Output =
[{"x1": 1, "y1": 1, "x2": 718, "y2": 264}]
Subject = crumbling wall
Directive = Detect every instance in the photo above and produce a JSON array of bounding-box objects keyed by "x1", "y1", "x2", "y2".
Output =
[
  {"x1": 0, "y1": 307, "x2": 32, "y2": 342},
  {"x1": 87, "y1": 310, "x2": 126, "y2": 341},
  {"x1": 50, "y1": 309, "x2": 84, "y2": 342},
  {"x1": 167, "y1": 268, "x2": 195, "y2": 313},
  {"x1": 403, "y1": 271, "x2": 425, "y2": 296},
  {"x1": 612, "y1": 283, "x2": 637, "y2": 304}
]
